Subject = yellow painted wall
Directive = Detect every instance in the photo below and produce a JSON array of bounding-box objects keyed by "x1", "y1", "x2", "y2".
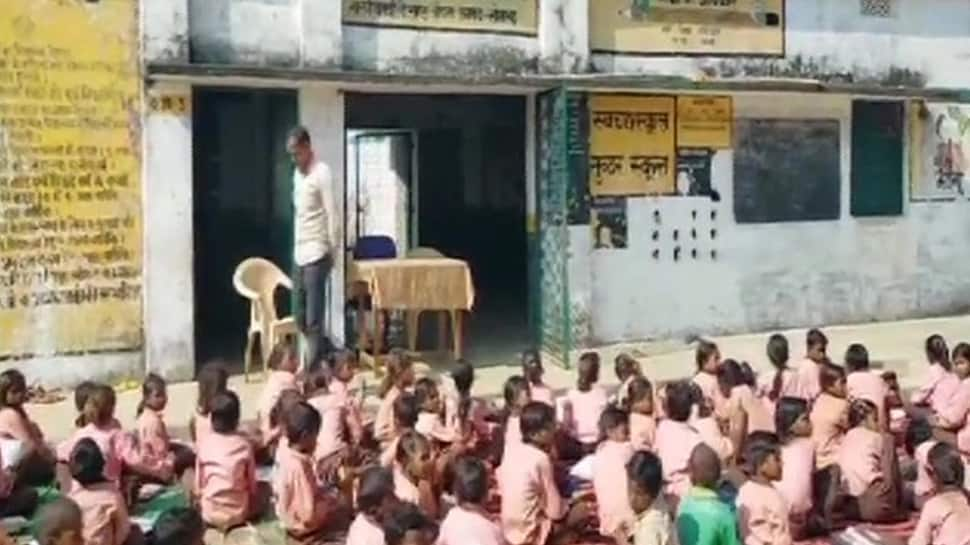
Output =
[{"x1": 0, "y1": 0, "x2": 142, "y2": 358}]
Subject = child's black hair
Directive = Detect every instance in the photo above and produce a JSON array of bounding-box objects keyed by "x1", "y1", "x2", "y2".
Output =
[
  {"x1": 521, "y1": 349, "x2": 543, "y2": 386},
  {"x1": 688, "y1": 443, "x2": 721, "y2": 489},
  {"x1": 664, "y1": 380, "x2": 694, "y2": 422},
  {"x1": 210, "y1": 390, "x2": 241, "y2": 433},
  {"x1": 521, "y1": 348, "x2": 541, "y2": 368},
  {"x1": 926, "y1": 334, "x2": 952, "y2": 371},
  {"x1": 503, "y1": 375, "x2": 530, "y2": 409},
  {"x1": 807, "y1": 328, "x2": 828, "y2": 350},
  {"x1": 627, "y1": 450, "x2": 664, "y2": 500},
  {"x1": 196, "y1": 361, "x2": 229, "y2": 415},
  {"x1": 395, "y1": 430, "x2": 430, "y2": 467},
  {"x1": 393, "y1": 392, "x2": 420, "y2": 429},
  {"x1": 153, "y1": 507, "x2": 204, "y2": 545},
  {"x1": 598, "y1": 406, "x2": 628, "y2": 440},
  {"x1": 379, "y1": 349, "x2": 412, "y2": 398},
  {"x1": 577, "y1": 352, "x2": 600, "y2": 392},
  {"x1": 69, "y1": 437, "x2": 107, "y2": 486},
  {"x1": 269, "y1": 389, "x2": 304, "y2": 430},
  {"x1": 0, "y1": 369, "x2": 26, "y2": 414},
  {"x1": 267, "y1": 339, "x2": 299, "y2": 371},
  {"x1": 954, "y1": 342, "x2": 970, "y2": 363},
  {"x1": 905, "y1": 417, "x2": 934, "y2": 457},
  {"x1": 774, "y1": 397, "x2": 809, "y2": 442},
  {"x1": 766, "y1": 334, "x2": 790, "y2": 401},
  {"x1": 137, "y1": 373, "x2": 166, "y2": 416},
  {"x1": 742, "y1": 432, "x2": 781, "y2": 476},
  {"x1": 284, "y1": 401, "x2": 322, "y2": 445},
  {"x1": 357, "y1": 466, "x2": 395, "y2": 517},
  {"x1": 819, "y1": 363, "x2": 846, "y2": 392},
  {"x1": 718, "y1": 359, "x2": 755, "y2": 394},
  {"x1": 695, "y1": 340, "x2": 719, "y2": 371},
  {"x1": 33, "y1": 497, "x2": 82, "y2": 545},
  {"x1": 451, "y1": 456, "x2": 488, "y2": 504},
  {"x1": 80, "y1": 384, "x2": 116, "y2": 428},
  {"x1": 847, "y1": 398, "x2": 877, "y2": 428},
  {"x1": 413, "y1": 377, "x2": 439, "y2": 411},
  {"x1": 520, "y1": 401, "x2": 555, "y2": 444},
  {"x1": 74, "y1": 380, "x2": 96, "y2": 414},
  {"x1": 614, "y1": 353, "x2": 640, "y2": 382},
  {"x1": 845, "y1": 344, "x2": 870, "y2": 372},
  {"x1": 304, "y1": 367, "x2": 331, "y2": 396},
  {"x1": 625, "y1": 376, "x2": 654, "y2": 412},
  {"x1": 451, "y1": 360, "x2": 475, "y2": 424},
  {"x1": 928, "y1": 442, "x2": 965, "y2": 488},
  {"x1": 384, "y1": 502, "x2": 437, "y2": 545},
  {"x1": 328, "y1": 348, "x2": 358, "y2": 371}
]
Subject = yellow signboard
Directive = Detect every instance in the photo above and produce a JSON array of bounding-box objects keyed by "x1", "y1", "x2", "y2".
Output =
[
  {"x1": 590, "y1": 0, "x2": 785, "y2": 56},
  {"x1": 0, "y1": 0, "x2": 142, "y2": 357},
  {"x1": 589, "y1": 95, "x2": 676, "y2": 196},
  {"x1": 677, "y1": 96, "x2": 733, "y2": 148},
  {"x1": 343, "y1": 0, "x2": 538, "y2": 35}
]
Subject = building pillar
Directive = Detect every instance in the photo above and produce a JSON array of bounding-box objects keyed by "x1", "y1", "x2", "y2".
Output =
[
  {"x1": 299, "y1": 87, "x2": 347, "y2": 346},
  {"x1": 142, "y1": 83, "x2": 195, "y2": 381},
  {"x1": 540, "y1": 0, "x2": 590, "y2": 73},
  {"x1": 300, "y1": 0, "x2": 343, "y2": 67}
]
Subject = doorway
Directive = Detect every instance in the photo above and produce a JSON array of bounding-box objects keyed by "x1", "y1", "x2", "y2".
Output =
[
  {"x1": 192, "y1": 88, "x2": 298, "y2": 365},
  {"x1": 345, "y1": 94, "x2": 529, "y2": 364}
]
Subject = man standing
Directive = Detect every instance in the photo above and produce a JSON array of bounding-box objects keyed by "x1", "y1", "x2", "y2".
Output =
[{"x1": 287, "y1": 126, "x2": 339, "y2": 369}]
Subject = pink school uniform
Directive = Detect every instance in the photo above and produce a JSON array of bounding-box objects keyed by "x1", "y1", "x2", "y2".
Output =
[
  {"x1": 911, "y1": 363, "x2": 961, "y2": 416},
  {"x1": 57, "y1": 424, "x2": 141, "y2": 486},
  {"x1": 847, "y1": 371, "x2": 888, "y2": 426},
  {"x1": 693, "y1": 415, "x2": 734, "y2": 462},
  {"x1": 654, "y1": 419, "x2": 703, "y2": 501},
  {"x1": 258, "y1": 370, "x2": 298, "y2": 441},
  {"x1": 530, "y1": 384, "x2": 555, "y2": 407},
  {"x1": 593, "y1": 440, "x2": 635, "y2": 537},
  {"x1": 936, "y1": 378, "x2": 970, "y2": 455},
  {"x1": 909, "y1": 490, "x2": 970, "y2": 545},
  {"x1": 374, "y1": 386, "x2": 402, "y2": 446},
  {"x1": 70, "y1": 481, "x2": 130, "y2": 545},
  {"x1": 810, "y1": 393, "x2": 848, "y2": 469},
  {"x1": 347, "y1": 513, "x2": 385, "y2": 545},
  {"x1": 776, "y1": 438, "x2": 814, "y2": 516},
  {"x1": 564, "y1": 387, "x2": 609, "y2": 445},
  {"x1": 729, "y1": 385, "x2": 774, "y2": 434},
  {"x1": 629, "y1": 413, "x2": 657, "y2": 451},
  {"x1": 501, "y1": 415, "x2": 522, "y2": 465},
  {"x1": 327, "y1": 380, "x2": 365, "y2": 439},
  {"x1": 191, "y1": 411, "x2": 214, "y2": 443},
  {"x1": 497, "y1": 442, "x2": 565, "y2": 545},
  {"x1": 416, "y1": 412, "x2": 457, "y2": 443},
  {"x1": 838, "y1": 427, "x2": 884, "y2": 497},
  {"x1": 274, "y1": 443, "x2": 338, "y2": 537},
  {"x1": 136, "y1": 407, "x2": 175, "y2": 480},
  {"x1": 914, "y1": 440, "x2": 939, "y2": 501},
  {"x1": 307, "y1": 393, "x2": 347, "y2": 462},
  {"x1": 392, "y1": 464, "x2": 422, "y2": 505},
  {"x1": 0, "y1": 407, "x2": 45, "y2": 451},
  {"x1": 437, "y1": 505, "x2": 504, "y2": 545},
  {"x1": 757, "y1": 369, "x2": 801, "y2": 402},
  {"x1": 195, "y1": 431, "x2": 257, "y2": 528},
  {"x1": 693, "y1": 371, "x2": 726, "y2": 417},
  {"x1": 794, "y1": 358, "x2": 821, "y2": 401},
  {"x1": 737, "y1": 480, "x2": 792, "y2": 545},
  {"x1": 380, "y1": 435, "x2": 401, "y2": 468}
]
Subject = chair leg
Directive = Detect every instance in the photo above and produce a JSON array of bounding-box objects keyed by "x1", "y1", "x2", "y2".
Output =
[{"x1": 243, "y1": 332, "x2": 256, "y2": 383}]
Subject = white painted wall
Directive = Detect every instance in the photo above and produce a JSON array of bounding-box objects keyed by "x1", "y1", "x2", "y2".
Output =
[
  {"x1": 579, "y1": 92, "x2": 970, "y2": 345},
  {"x1": 142, "y1": 0, "x2": 190, "y2": 62},
  {"x1": 142, "y1": 83, "x2": 196, "y2": 381}
]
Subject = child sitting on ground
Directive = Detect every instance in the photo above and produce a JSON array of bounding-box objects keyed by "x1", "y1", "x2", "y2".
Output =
[
  {"x1": 275, "y1": 401, "x2": 351, "y2": 543},
  {"x1": 837, "y1": 398, "x2": 905, "y2": 523},
  {"x1": 692, "y1": 340, "x2": 725, "y2": 419},
  {"x1": 326, "y1": 350, "x2": 365, "y2": 438},
  {"x1": 194, "y1": 391, "x2": 271, "y2": 531},
  {"x1": 347, "y1": 467, "x2": 399, "y2": 545},
  {"x1": 736, "y1": 433, "x2": 790, "y2": 545},
  {"x1": 190, "y1": 362, "x2": 228, "y2": 443},
  {"x1": 413, "y1": 378, "x2": 457, "y2": 444},
  {"x1": 33, "y1": 497, "x2": 84, "y2": 545},
  {"x1": 654, "y1": 380, "x2": 704, "y2": 504},
  {"x1": 498, "y1": 401, "x2": 590, "y2": 545},
  {"x1": 392, "y1": 431, "x2": 440, "y2": 518},
  {"x1": 0, "y1": 444, "x2": 37, "y2": 518},
  {"x1": 810, "y1": 363, "x2": 849, "y2": 469},
  {"x1": 719, "y1": 359, "x2": 772, "y2": 456},
  {"x1": 383, "y1": 502, "x2": 439, "y2": 545},
  {"x1": 626, "y1": 377, "x2": 657, "y2": 451},
  {"x1": 795, "y1": 329, "x2": 828, "y2": 401},
  {"x1": 614, "y1": 353, "x2": 642, "y2": 407},
  {"x1": 690, "y1": 384, "x2": 734, "y2": 464},
  {"x1": 676, "y1": 443, "x2": 740, "y2": 545},
  {"x1": 68, "y1": 438, "x2": 143, "y2": 545},
  {"x1": 905, "y1": 417, "x2": 937, "y2": 510},
  {"x1": 563, "y1": 352, "x2": 609, "y2": 454},
  {"x1": 258, "y1": 341, "x2": 301, "y2": 449},
  {"x1": 437, "y1": 456, "x2": 503, "y2": 545},
  {"x1": 618, "y1": 450, "x2": 672, "y2": 545},
  {"x1": 844, "y1": 344, "x2": 889, "y2": 431},
  {"x1": 909, "y1": 442, "x2": 970, "y2": 545},
  {"x1": 375, "y1": 350, "x2": 416, "y2": 447},
  {"x1": 910, "y1": 335, "x2": 960, "y2": 417},
  {"x1": 444, "y1": 361, "x2": 495, "y2": 446},
  {"x1": 152, "y1": 508, "x2": 204, "y2": 545},
  {"x1": 774, "y1": 397, "x2": 819, "y2": 539},
  {"x1": 380, "y1": 393, "x2": 420, "y2": 468},
  {"x1": 522, "y1": 349, "x2": 554, "y2": 407},
  {"x1": 593, "y1": 407, "x2": 636, "y2": 539},
  {"x1": 305, "y1": 369, "x2": 352, "y2": 478},
  {"x1": 498, "y1": 376, "x2": 531, "y2": 467},
  {"x1": 135, "y1": 374, "x2": 195, "y2": 489},
  {"x1": 759, "y1": 334, "x2": 799, "y2": 407},
  {"x1": 0, "y1": 369, "x2": 55, "y2": 486}
]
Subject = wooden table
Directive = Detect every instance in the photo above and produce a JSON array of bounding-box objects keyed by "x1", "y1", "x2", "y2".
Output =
[{"x1": 349, "y1": 257, "x2": 475, "y2": 360}]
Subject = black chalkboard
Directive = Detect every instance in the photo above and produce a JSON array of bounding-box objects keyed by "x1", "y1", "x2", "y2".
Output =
[{"x1": 734, "y1": 119, "x2": 841, "y2": 224}]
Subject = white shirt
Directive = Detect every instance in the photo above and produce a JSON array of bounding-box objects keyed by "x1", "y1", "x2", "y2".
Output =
[{"x1": 292, "y1": 161, "x2": 338, "y2": 266}]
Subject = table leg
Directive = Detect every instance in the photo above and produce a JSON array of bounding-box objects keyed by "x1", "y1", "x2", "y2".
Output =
[
  {"x1": 373, "y1": 306, "x2": 384, "y2": 369},
  {"x1": 450, "y1": 310, "x2": 464, "y2": 360},
  {"x1": 356, "y1": 295, "x2": 368, "y2": 353},
  {"x1": 437, "y1": 312, "x2": 448, "y2": 353},
  {"x1": 407, "y1": 310, "x2": 420, "y2": 352}
]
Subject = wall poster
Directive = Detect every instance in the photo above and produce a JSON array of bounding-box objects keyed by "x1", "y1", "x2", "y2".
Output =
[
  {"x1": 590, "y1": 0, "x2": 785, "y2": 56},
  {"x1": 676, "y1": 148, "x2": 714, "y2": 197},
  {"x1": 0, "y1": 0, "x2": 142, "y2": 358},
  {"x1": 910, "y1": 103, "x2": 970, "y2": 200},
  {"x1": 342, "y1": 0, "x2": 538, "y2": 35},
  {"x1": 589, "y1": 94, "x2": 676, "y2": 197},
  {"x1": 591, "y1": 197, "x2": 628, "y2": 250},
  {"x1": 677, "y1": 96, "x2": 733, "y2": 149}
]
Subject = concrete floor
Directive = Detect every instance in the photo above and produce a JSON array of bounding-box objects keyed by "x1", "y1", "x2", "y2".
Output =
[{"x1": 22, "y1": 314, "x2": 970, "y2": 544}]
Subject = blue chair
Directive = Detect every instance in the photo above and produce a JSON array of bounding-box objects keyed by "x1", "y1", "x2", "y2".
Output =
[{"x1": 353, "y1": 235, "x2": 397, "y2": 260}]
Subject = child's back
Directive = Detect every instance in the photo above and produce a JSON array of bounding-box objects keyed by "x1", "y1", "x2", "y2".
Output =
[
  {"x1": 71, "y1": 481, "x2": 130, "y2": 545},
  {"x1": 677, "y1": 444, "x2": 740, "y2": 545},
  {"x1": 593, "y1": 439, "x2": 635, "y2": 537},
  {"x1": 196, "y1": 430, "x2": 255, "y2": 528},
  {"x1": 564, "y1": 385, "x2": 608, "y2": 445}
]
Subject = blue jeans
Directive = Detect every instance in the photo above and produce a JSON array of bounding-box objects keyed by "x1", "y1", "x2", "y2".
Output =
[{"x1": 294, "y1": 254, "x2": 334, "y2": 370}]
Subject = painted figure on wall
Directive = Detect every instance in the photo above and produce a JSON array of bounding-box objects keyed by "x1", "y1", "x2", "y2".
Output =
[{"x1": 934, "y1": 107, "x2": 969, "y2": 195}]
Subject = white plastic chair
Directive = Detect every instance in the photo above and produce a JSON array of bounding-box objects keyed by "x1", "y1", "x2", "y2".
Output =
[{"x1": 232, "y1": 257, "x2": 298, "y2": 381}]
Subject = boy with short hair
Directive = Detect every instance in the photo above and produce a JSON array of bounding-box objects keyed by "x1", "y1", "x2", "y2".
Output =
[{"x1": 676, "y1": 444, "x2": 740, "y2": 545}]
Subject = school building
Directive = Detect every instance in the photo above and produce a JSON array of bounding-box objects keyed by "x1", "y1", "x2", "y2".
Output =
[{"x1": 2, "y1": 0, "x2": 970, "y2": 386}]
